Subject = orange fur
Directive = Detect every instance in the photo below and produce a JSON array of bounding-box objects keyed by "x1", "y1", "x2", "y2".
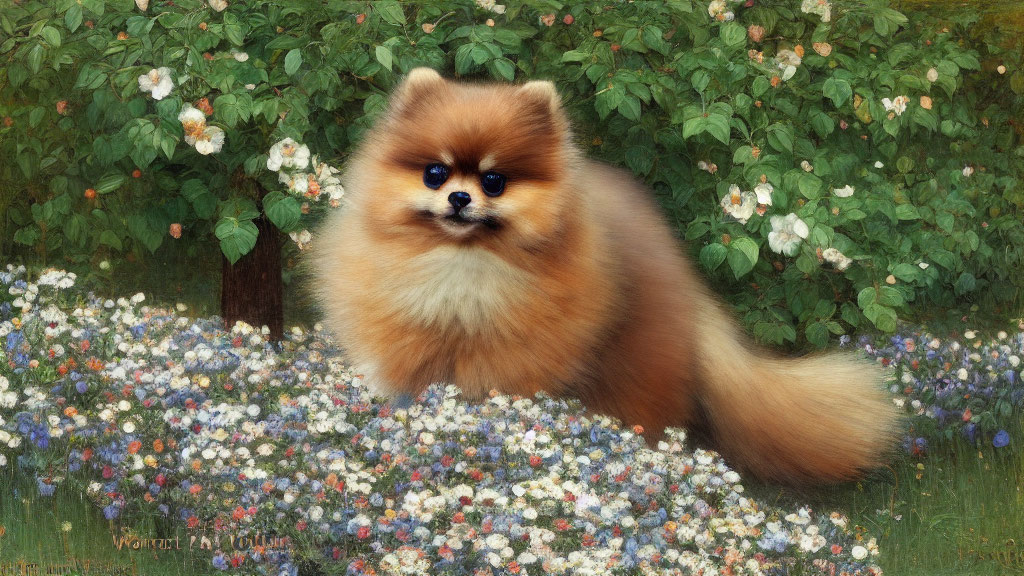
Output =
[{"x1": 311, "y1": 68, "x2": 902, "y2": 484}]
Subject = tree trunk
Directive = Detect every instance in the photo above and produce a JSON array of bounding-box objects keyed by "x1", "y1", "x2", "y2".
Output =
[{"x1": 220, "y1": 212, "x2": 284, "y2": 340}]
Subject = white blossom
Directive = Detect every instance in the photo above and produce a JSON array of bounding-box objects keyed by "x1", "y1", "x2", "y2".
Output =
[
  {"x1": 768, "y1": 213, "x2": 809, "y2": 256},
  {"x1": 194, "y1": 126, "x2": 225, "y2": 155},
  {"x1": 720, "y1": 185, "x2": 757, "y2": 224},
  {"x1": 833, "y1": 185, "x2": 855, "y2": 198},
  {"x1": 138, "y1": 67, "x2": 174, "y2": 100},
  {"x1": 267, "y1": 138, "x2": 311, "y2": 171}
]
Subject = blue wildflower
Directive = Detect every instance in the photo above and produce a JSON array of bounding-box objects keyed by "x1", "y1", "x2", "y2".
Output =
[
  {"x1": 993, "y1": 430, "x2": 1010, "y2": 448},
  {"x1": 36, "y1": 477, "x2": 56, "y2": 497},
  {"x1": 103, "y1": 504, "x2": 120, "y2": 519}
]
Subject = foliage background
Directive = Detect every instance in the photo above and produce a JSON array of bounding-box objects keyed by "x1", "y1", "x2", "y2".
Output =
[{"x1": 1, "y1": 0, "x2": 1023, "y2": 347}]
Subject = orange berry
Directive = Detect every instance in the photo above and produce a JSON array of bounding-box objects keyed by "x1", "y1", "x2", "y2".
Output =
[{"x1": 84, "y1": 188, "x2": 97, "y2": 200}]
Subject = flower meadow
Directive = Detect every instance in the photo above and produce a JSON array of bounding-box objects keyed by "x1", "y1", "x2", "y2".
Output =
[
  {"x1": 0, "y1": 265, "x2": 887, "y2": 576},
  {"x1": 857, "y1": 329, "x2": 1024, "y2": 454}
]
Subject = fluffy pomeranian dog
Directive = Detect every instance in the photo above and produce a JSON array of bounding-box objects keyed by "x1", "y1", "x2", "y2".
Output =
[{"x1": 312, "y1": 68, "x2": 900, "y2": 483}]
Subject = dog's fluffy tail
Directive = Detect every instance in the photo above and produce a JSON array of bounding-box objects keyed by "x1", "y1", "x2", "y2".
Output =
[{"x1": 693, "y1": 291, "x2": 903, "y2": 484}]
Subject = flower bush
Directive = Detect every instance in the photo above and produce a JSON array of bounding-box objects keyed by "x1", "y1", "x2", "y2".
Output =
[
  {"x1": 1, "y1": 1, "x2": 1023, "y2": 347},
  {"x1": 0, "y1": 264, "x2": 886, "y2": 575}
]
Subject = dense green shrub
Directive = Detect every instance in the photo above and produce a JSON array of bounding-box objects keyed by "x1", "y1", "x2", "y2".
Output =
[{"x1": 1, "y1": 0, "x2": 1022, "y2": 346}]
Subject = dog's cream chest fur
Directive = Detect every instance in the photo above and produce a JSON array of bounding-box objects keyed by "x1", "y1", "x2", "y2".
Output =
[{"x1": 385, "y1": 245, "x2": 529, "y2": 332}]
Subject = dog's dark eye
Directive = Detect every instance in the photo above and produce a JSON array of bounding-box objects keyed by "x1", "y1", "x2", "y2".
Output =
[
  {"x1": 423, "y1": 163, "x2": 450, "y2": 190},
  {"x1": 481, "y1": 171, "x2": 506, "y2": 197}
]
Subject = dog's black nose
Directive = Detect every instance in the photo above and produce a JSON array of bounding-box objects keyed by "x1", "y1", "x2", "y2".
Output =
[{"x1": 448, "y1": 191, "x2": 471, "y2": 212}]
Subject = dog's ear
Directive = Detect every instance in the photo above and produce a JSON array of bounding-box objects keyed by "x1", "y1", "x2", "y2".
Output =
[
  {"x1": 390, "y1": 67, "x2": 444, "y2": 113},
  {"x1": 517, "y1": 79, "x2": 569, "y2": 131},
  {"x1": 518, "y1": 80, "x2": 563, "y2": 114}
]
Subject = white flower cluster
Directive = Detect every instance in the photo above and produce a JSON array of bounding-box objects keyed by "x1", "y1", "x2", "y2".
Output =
[
  {"x1": 776, "y1": 49, "x2": 803, "y2": 82},
  {"x1": 822, "y1": 247, "x2": 853, "y2": 271},
  {"x1": 720, "y1": 182, "x2": 773, "y2": 224},
  {"x1": 178, "y1": 104, "x2": 225, "y2": 155},
  {"x1": 475, "y1": 0, "x2": 506, "y2": 14},
  {"x1": 768, "y1": 213, "x2": 809, "y2": 256},
  {"x1": 266, "y1": 138, "x2": 345, "y2": 249},
  {"x1": 882, "y1": 95, "x2": 910, "y2": 117},
  {"x1": 800, "y1": 0, "x2": 832, "y2": 23},
  {"x1": 707, "y1": 0, "x2": 743, "y2": 21}
]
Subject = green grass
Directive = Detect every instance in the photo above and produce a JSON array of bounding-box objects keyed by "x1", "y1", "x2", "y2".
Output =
[
  {"x1": 752, "y1": 423, "x2": 1024, "y2": 576},
  {"x1": 0, "y1": 469, "x2": 216, "y2": 575}
]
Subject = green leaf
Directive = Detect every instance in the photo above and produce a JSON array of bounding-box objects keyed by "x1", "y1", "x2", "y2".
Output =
[
  {"x1": 955, "y1": 272, "x2": 976, "y2": 295},
  {"x1": 864, "y1": 303, "x2": 898, "y2": 332},
  {"x1": 223, "y1": 12, "x2": 245, "y2": 46},
  {"x1": 822, "y1": 78, "x2": 852, "y2": 108},
  {"x1": 767, "y1": 123, "x2": 794, "y2": 153},
  {"x1": 491, "y1": 57, "x2": 515, "y2": 81},
  {"x1": 263, "y1": 191, "x2": 302, "y2": 232},
  {"x1": 682, "y1": 116, "x2": 706, "y2": 140},
  {"x1": 809, "y1": 111, "x2": 834, "y2": 137},
  {"x1": 913, "y1": 107, "x2": 938, "y2": 132},
  {"x1": 733, "y1": 145, "x2": 757, "y2": 165},
  {"x1": 65, "y1": 4, "x2": 83, "y2": 32},
  {"x1": 618, "y1": 95, "x2": 642, "y2": 121},
  {"x1": 128, "y1": 214, "x2": 164, "y2": 254},
  {"x1": 99, "y1": 230, "x2": 123, "y2": 251},
  {"x1": 215, "y1": 94, "x2": 240, "y2": 127},
  {"x1": 374, "y1": 1, "x2": 406, "y2": 26},
  {"x1": 894, "y1": 204, "x2": 920, "y2": 220},
  {"x1": 798, "y1": 173, "x2": 823, "y2": 199},
  {"x1": 181, "y1": 179, "x2": 217, "y2": 219},
  {"x1": 806, "y1": 322, "x2": 829, "y2": 347},
  {"x1": 891, "y1": 263, "x2": 919, "y2": 282},
  {"x1": 705, "y1": 114, "x2": 730, "y2": 145},
  {"x1": 841, "y1": 302, "x2": 862, "y2": 328},
  {"x1": 375, "y1": 45, "x2": 393, "y2": 72},
  {"x1": 857, "y1": 286, "x2": 877, "y2": 309},
  {"x1": 937, "y1": 211, "x2": 954, "y2": 230},
  {"x1": 40, "y1": 26, "x2": 61, "y2": 48},
  {"x1": 27, "y1": 44, "x2": 44, "y2": 74},
  {"x1": 877, "y1": 286, "x2": 904, "y2": 307},
  {"x1": 14, "y1": 226, "x2": 40, "y2": 246},
  {"x1": 215, "y1": 218, "x2": 259, "y2": 264},
  {"x1": 930, "y1": 248, "x2": 956, "y2": 270},
  {"x1": 719, "y1": 22, "x2": 746, "y2": 47},
  {"x1": 727, "y1": 237, "x2": 759, "y2": 279},
  {"x1": 752, "y1": 76, "x2": 770, "y2": 98},
  {"x1": 796, "y1": 254, "x2": 817, "y2": 275},
  {"x1": 64, "y1": 214, "x2": 87, "y2": 247},
  {"x1": 95, "y1": 173, "x2": 126, "y2": 194},
  {"x1": 29, "y1": 107, "x2": 45, "y2": 128},
  {"x1": 561, "y1": 49, "x2": 590, "y2": 63},
  {"x1": 284, "y1": 49, "x2": 302, "y2": 75},
  {"x1": 699, "y1": 243, "x2": 728, "y2": 271}
]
